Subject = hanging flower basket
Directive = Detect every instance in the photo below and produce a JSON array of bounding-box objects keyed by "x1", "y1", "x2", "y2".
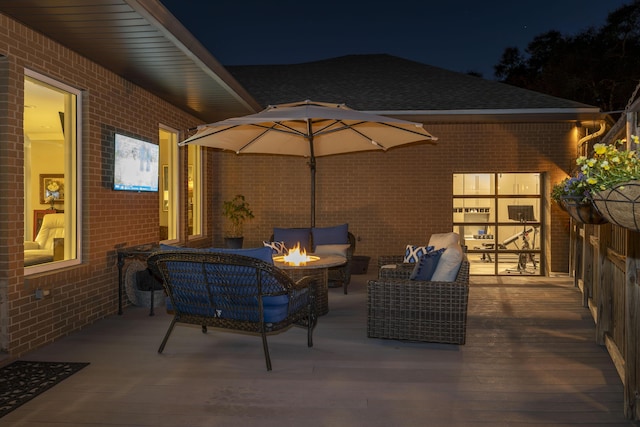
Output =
[
  {"x1": 560, "y1": 196, "x2": 608, "y2": 225},
  {"x1": 591, "y1": 181, "x2": 640, "y2": 232}
]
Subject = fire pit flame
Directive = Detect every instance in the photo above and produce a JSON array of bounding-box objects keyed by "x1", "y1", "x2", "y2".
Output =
[{"x1": 275, "y1": 243, "x2": 319, "y2": 266}]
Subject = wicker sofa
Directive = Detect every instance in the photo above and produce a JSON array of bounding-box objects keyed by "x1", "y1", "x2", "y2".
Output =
[
  {"x1": 367, "y1": 258, "x2": 470, "y2": 345},
  {"x1": 146, "y1": 249, "x2": 318, "y2": 371}
]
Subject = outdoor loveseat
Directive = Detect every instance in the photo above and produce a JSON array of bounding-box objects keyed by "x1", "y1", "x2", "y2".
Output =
[
  {"x1": 146, "y1": 249, "x2": 318, "y2": 371},
  {"x1": 368, "y1": 232, "x2": 470, "y2": 345}
]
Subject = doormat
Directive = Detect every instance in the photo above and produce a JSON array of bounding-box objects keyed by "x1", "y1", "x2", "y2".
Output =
[{"x1": 0, "y1": 360, "x2": 89, "y2": 418}]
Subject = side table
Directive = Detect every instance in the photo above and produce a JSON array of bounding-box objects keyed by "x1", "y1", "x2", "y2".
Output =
[{"x1": 117, "y1": 243, "x2": 160, "y2": 315}]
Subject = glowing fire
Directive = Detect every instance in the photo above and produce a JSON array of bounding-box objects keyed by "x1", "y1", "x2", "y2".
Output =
[{"x1": 274, "y1": 243, "x2": 319, "y2": 266}]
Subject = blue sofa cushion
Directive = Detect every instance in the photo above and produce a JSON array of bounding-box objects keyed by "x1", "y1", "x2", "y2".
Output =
[
  {"x1": 273, "y1": 227, "x2": 311, "y2": 252},
  {"x1": 410, "y1": 248, "x2": 445, "y2": 281},
  {"x1": 159, "y1": 244, "x2": 273, "y2": 264},
  {"x1": 312, "y1": 223, "x2": 348, "y2": 249}
]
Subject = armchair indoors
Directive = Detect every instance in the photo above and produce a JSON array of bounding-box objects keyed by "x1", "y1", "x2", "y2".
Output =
[{"x1": 24, "y1": 212, "x2": 64, "y2": 266}]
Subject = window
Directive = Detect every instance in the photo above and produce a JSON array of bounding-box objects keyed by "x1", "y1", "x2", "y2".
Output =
[
  {"x1": 187, "y1": 144, "x2": 202, "y2": 238},
  {"x1": 24, "y1": 71, "x2": 80, "y2": 272},
  {"x1": 453, "y1": 173, "x2": 541, "y2": 276},
  {"x1": 159, "y1": 127, "x2": 178, "y2": 242}
]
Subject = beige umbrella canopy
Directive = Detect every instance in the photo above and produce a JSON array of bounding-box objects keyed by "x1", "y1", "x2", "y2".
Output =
[{"x1": 180, "y1": 100, "x2": 438, "y2": 226}]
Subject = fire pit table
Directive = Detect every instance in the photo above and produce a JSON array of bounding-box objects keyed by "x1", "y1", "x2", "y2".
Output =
[{"x1": 272, "y1": 254, "x2": 346, "y2": 316}]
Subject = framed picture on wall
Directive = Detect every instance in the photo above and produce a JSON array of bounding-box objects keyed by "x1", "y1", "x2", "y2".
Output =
[{"x1": 40, "y1": 174, "x2": 65, "y2": 204}]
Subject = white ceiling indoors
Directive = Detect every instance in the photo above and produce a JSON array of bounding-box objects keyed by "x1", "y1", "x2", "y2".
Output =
[{"x1": 24, "y1": 79, "x2": 65, "y2": 142}]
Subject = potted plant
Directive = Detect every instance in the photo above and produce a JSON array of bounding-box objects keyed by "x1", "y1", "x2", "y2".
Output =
[
  {"x1": 222, "y1": 194, "x2": 254, "y2": 248},
  {"x1": 577, "y1": 136, "x2": 640, "y2": 230},
  {"x1": 551, "y1": 173, "x2": 607, "y2": 224}
]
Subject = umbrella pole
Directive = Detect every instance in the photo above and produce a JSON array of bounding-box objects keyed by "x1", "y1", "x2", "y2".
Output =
[
  {"x1": 310, "y1": 158, "x2": 316, "y2": 227},
  {"x1": 307, "y1": 125, "x2": 316, "y2": 228}
]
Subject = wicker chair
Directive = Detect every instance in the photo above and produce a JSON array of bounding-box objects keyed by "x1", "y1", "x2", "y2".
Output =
[
  {"x1": 269, "y1": 231, "x2": 356, "y2": 294},
  {"x1": 146, "y1": 250, "x2": 318, "y2": 371},
  {"x1": 367, "y1": 258, "x2": 470, "y2": 345}
]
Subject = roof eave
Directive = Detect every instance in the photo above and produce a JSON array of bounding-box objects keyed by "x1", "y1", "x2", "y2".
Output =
[{"x1": 368, "y1": 107, "x2": 604, "y2": 123}]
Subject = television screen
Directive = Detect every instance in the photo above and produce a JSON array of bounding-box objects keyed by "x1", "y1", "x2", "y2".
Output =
[
  {"x1": 507, "y1": 205, "x2": 535, "y2": 222},
  {"x1": 113, "y1": 133, "x2": 159, "y2": 192}
]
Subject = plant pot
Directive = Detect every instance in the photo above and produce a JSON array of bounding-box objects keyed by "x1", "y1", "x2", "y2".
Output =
[
  {"x1": 224, "y1": 237, "x2": 244, "y2": 248},
  {"x1": 591, "y1": 181, "x2": 640, "y2": 232},
  {"x1": 560, "y1": 196, "x2": 608, "y2": 225}
]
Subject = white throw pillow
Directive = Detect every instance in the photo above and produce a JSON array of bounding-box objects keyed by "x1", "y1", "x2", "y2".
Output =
[
  {"x1": 431, "y1": 244, "x2": 463, "y2": 282},
  {"x1": 313, "y1": 244, "x2": 350, "y2": 257},
  {"x1": 428, "y1": 232, "x2": 460, "y2": 251}
]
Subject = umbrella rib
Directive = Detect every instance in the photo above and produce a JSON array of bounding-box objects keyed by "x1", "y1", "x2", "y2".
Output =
[
  {"x1": 236, "y1": 123, "x2": 307, "y2": 152},
  {"x1": 178, "y1": 125, "x2": 242, "y2": 145},
  {"x1": 312, "y1": 120, "x2": 434, "y2": 150}
]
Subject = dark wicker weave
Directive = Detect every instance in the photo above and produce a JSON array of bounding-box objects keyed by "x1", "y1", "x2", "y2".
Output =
[
  {"x1": 280, "y1": 267, "x2": 329, "y2": 316},
  {"x1": 269, "y1": 231, "x2": 356, "y2": 294},
  {"x1": 377, "y1": 255, "x2": 415, "y2": 279},
  {"x1": 367, "y1": 259, "x2": 470, "y2": 345},
  {"x1": 146, "y1": 251, "x2": 318, "y2": 371}
]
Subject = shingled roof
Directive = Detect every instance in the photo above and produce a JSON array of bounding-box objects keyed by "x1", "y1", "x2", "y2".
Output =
[{"x1": 227, "y1": 54, "x2": 597, "y2": 116}]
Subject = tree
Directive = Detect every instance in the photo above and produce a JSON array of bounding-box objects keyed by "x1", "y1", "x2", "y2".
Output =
[{"x1": 494, "y1": 1, "x2": 640, "y2": 113}]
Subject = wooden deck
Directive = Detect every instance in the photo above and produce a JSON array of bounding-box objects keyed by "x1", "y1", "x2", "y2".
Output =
[{"x1": 4, "y1": 272, "x2": 639, "y2": 426}]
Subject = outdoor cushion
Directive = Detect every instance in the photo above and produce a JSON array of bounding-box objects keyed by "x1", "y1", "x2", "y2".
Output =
[
  {"x1": 312, "y1": 223, "x2": 349, "y2": 248},
  {"x1": 410, "y1": 248, "x2": 445, "y2": 281},
  {"x1": 428, "y1": 232, "x2": 460, "y2": 250},
  {"x1": 431, "y1": 244, "x2": 464, "y2": 282},
  {"x1": 273, "y1": 227, "x2": 311, "y2": 252},
  {"x1": 263, "y1": 241, "x2": 287, "y2": 255},
  {"x1": 159, "y1": 244, "x2": 274, "y2": 264},
  {"x1": 403, "y1": 245, "x2": 434, "y2": 263},
  {"x1": 313, "y1": 244, "x2": 350, "y2": 257}
]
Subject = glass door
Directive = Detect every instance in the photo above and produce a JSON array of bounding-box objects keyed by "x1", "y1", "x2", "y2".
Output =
[{"x1": 453, "y1": 173, "x2": 542, "y2": 275}]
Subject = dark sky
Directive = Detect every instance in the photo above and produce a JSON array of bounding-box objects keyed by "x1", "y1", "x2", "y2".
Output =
[{"x1": 160, "y1": 0, "x2": 631, "y2": 79}]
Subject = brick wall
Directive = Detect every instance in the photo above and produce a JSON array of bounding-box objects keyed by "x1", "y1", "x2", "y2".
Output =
[
  {"x1": 0, "y1": 12, "x2": 577, "y2": 358},
  {"x1": 213, "y1": 121, "x2": 575, "y2": 274},
  {"x1": 0, "y1": 14, "x2": 202, "y2": 357}
]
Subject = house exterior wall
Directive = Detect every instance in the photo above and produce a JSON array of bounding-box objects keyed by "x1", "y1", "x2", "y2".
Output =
[
  {"x1": 0, "y1": 14, "x2": 204, "y2": 358},
  {"x1": 0, "y1": 12, "x2": 577, "y2": 359},
  {"x1": 213, "y1": 121, "x2": 576, "y2": 275}
]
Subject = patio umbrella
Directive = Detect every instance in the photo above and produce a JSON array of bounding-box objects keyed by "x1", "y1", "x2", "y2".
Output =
[{"x1": 179, "y1": 100, "x2": 438, "y2": 226}]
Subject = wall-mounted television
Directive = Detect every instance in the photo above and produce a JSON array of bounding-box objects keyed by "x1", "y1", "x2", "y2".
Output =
[{"x1": 113, "y1": 133, "x2": 159, "y2": 192}]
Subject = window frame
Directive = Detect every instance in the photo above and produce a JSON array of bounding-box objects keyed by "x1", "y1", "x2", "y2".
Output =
[{"x1": 24, "y1": 69, "x2": 82, "y2": 274}]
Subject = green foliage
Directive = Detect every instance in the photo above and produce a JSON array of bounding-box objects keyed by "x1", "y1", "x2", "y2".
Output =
[
  {"x1": 577, "y1": 136, "x2": 640, "y2": 192},
  {"x1": 222, "y1": 194, "x2": 254, "y2": 237},
  {"x1": 494, "y1": 2, "x2": 640, "y2": 113},
  {"x1": 551, "y1": 175, "x2": 590, "y2": 204}
]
